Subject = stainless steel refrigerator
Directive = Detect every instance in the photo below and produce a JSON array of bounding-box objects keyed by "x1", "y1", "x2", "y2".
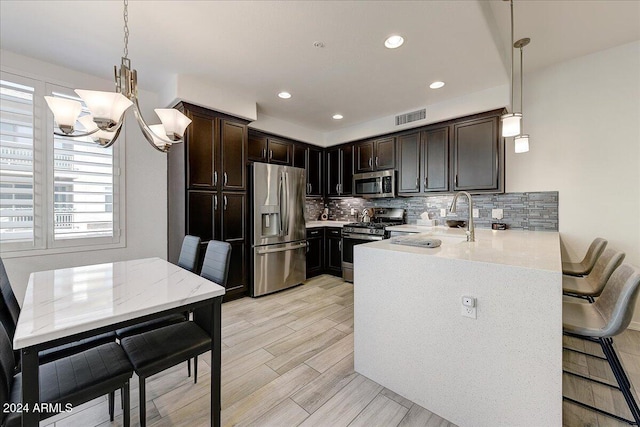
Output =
[{"x1": 250, "y1": 162, "x2": 306, "y2": 297}]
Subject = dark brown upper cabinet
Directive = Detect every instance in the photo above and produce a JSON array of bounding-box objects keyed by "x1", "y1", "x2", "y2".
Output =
[
  {"x1": 293, "y1": 143, "x2": 306, "y2": 169},
  {"x1": 354, "y1": 137, "x2": 395, "y2": 174},
  {"x1": 397, "y1": 128, "x2": 449, "y2": 195},
  {"x1": 326, "y1": 145, "x2": 353, "y2": 197},
  {"x1": 452, "y1": 115, "x2": 501, "y2": 192},
  {"x1": 247, "y1": 130, "x2": 292, "y2": 165}
]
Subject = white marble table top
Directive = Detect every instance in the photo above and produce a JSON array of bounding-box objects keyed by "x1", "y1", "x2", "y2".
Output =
[{"x1": 14, "y1": 257, "x2": 226, "y2": 350}]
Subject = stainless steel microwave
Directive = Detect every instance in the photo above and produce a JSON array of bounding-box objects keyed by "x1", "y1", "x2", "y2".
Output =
[{"x1": 353, "y1": 170, "x2": 395, "y2": 198}]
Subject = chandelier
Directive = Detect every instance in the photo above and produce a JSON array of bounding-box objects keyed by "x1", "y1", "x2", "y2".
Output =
[{"x1": 44, "y1": 0, "x2": 191, "y2": 152}]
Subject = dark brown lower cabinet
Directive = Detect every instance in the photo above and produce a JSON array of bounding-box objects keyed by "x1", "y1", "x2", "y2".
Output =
[
  {"x1": 325, "y1": 228, "x2": 342, "y2": 276},
  {"x1": 306, "y1": 228, "x2": 324, "y2": 279},
  {"x1": 185, "y1": 190, "x2": 247, "y2": 301}
]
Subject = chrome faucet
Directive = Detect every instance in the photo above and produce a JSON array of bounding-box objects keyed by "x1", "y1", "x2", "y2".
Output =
[{"x1": 449, "y1": 191, "x2": 475, "y2": 242}]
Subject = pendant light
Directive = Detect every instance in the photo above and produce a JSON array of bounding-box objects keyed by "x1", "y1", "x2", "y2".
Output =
[
  {"x1": 44, "y1": 0, "x2": 191, "y2": 152},
  {"x1": 514, "y1": 37, "x2": 531, "y2": 153},
  {"x1": 501, "y1": 0, "x2": 522, "y2": 137}
]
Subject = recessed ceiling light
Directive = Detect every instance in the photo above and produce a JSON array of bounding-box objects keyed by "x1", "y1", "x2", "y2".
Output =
[
  {"x1": 278, "y1": 92, "x2": 292, "y2": 99},
  {"x1": 332, "y1": 114, "x2": 343, "y2": 120},
  {"x1": 384, "y1": 35, "x2": 404, "y2": 49},
  {"x1": 429, "y1": 81, "x2": 445, "y2": 89}
]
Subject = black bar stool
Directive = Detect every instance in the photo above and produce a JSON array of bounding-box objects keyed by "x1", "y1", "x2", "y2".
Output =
[{"x1": 563, "y1": 264, "x2": 640, "y2": 425}]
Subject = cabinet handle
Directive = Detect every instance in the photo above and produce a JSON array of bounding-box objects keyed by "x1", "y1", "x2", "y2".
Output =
[
  {"x1": 214, "y1": 195, "x2": 218, "y2": 210},
  {"x1": 339, "y1": 239, "x2": 342, "y2": 252},
  {"x1": 368, "y1": 158, "x2": 372, "y2": 168},
  {"x1": 213, "y1": 171, "x2": 218, "y2": 186},
  {"x1": 375, "y1": 157, "x2": 378, "y2": 167},
  {"x1": 262, "y1": 148, "x2": 266, "y2": 159},
  {"x1": 306, "y1": 241, "x2": 310, "y2": 253},
  {"x1": 424, "y1": 177, "x2": 428, "y2": 189},
  {"x1": 308, "y1": 183, "x2": 312, "y2": 194},
  {"x1": 223, "y1": 172, "x2": 228, "y2": 186},
  {"x1": 416, "y1": 177, "x2": 419, "y2": 189},
  {"x1": 336, "y1": 184, "x2": 339, "y2": 194},
  {"x1": 223, "y1": 195, "x2": 228, "y2": 210},
  {"x1": 269, "y1": 150, "x2": 273, "y2": 159},
  {"x1": 455, "y1": 174, "x2": 458, "y2": 187}
]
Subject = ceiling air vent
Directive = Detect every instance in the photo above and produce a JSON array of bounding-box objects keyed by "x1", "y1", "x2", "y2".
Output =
[{"x1": 395, "y1": 109, "x2": 426, "y2": 126}]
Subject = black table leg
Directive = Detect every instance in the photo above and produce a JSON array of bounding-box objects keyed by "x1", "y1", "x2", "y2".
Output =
[
  {"x1": 21, "y1": 347, "x2": 39, "y2": 427},
  {"x1": 211, "y1": 296, "x2": 222, "y2": 427}
]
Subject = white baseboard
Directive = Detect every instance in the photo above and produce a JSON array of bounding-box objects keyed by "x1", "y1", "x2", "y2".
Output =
[{"x1": 630, "y1": 321, "x2": 640, "y2": 331}]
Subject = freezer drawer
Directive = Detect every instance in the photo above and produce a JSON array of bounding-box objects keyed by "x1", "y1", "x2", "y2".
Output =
[{"x1": 252, "y1": 241, "x2": 307, "y2": 297}]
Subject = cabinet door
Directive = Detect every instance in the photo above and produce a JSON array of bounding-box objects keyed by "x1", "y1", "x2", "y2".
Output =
[
  {"x1": 374, "y1": 137, "x2": 395, "y2": 170},
  {"x1": 453, "y1": 117, "x2": 499, "y2": 191},
  {"x1": 220, "y1": 120, "x2": 247, "y2": 191},
  {"x1": 397, "y1": 132, "x2": 420, "y2": 194},
  {"x1": 187, "y1": 190, "x2": 218, "y2": 242},
  {"x1": 187, "y1": 112, "x2": 216, "y2": 189},
  {"x1": 354, "y1": 141, "x2": 374, "y2": 174},
  {"x1": 340, "y1": 145, "x2": 353, "y2": 195},
  {"x1": 293, "y1": 144, "x2": 306, "y2": 169},
  {"x1": 221, "y1": 192, "x2": 247, "y2": 294},
  {"x1": 326, "y1": 148, "x2": 340, "y2": 197},
  {"x1": 325, "y1": 229, "x2": 342, "y2": 275},
  {"x1": 307, "y1": 147, "x2": 323, "y2": 196},
  {"x1": 267, "y1": 138, "x2": 292, "y2": 165},
  {"x1": 306, "y1": 229, "x2": 324, "y2": 278},
  {"x1": 422, "y1": 127, "x2": 449, "y2": 192},
  {"x1": 248, "y1": 133, "x2": 267, "y2": 162}
]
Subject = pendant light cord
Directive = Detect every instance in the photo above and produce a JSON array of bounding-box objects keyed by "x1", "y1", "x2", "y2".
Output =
[
  {"x1": 519, "y1": 45, "x2": 524, "y2": 129},
  {"x1": 123, "y1": 0, "x2": 129, "y2": 59},
  {"x1": 509, "y1": 0, "x2": 514, "y2": 111}
]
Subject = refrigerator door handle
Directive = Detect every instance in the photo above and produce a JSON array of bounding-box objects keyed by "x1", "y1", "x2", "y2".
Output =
[
  {"x1": 256, "y1": 242, "x2": 307, "y2": 255},
  {"x1": 278, "y1": 170, "x2": 285, "y2": 236},
  {"x1": 284, "y1": 171, "x2": 290, "y2": 235}
]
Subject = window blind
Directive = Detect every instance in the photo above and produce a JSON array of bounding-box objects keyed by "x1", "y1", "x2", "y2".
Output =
[
  {"x1": 51, "y1": 92, "x2": 114, "y2": 240},
  {"x1": 0, "y1": 79, "x2": 35, "y2": 243}
]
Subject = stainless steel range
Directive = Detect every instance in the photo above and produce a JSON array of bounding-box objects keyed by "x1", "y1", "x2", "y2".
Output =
[{"x1": 341, "y1": 208, "x2": 404, "y2": 282}]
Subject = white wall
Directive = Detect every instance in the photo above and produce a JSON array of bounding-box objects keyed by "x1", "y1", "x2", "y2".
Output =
[
  {"x1": 506, "y1": 41, "x2": 640, "y2": 327},
  {"x1": 248, "y1": 114, "x2": 325, "y2": 145},
  {"x1": 323, "y1": 84, "x2": 509, "y2": 145},
  {"x1": 0, "y1": 50, "x2": 168, "y2": 304}
]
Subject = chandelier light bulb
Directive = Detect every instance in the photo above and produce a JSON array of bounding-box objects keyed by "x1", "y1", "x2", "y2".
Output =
[
  {"x1": 149, "y1": 124, "x2": 172, "y2": 148},
  {"x1": 44, "y1": 96, "x2": 82, "y2": 134}
]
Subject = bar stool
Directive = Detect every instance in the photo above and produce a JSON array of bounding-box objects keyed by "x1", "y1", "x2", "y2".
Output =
[
  {"x1": 563, "y1": 264, "x2": 640, "y2": 425},
  {"x1": 563, "y1": 248, "x2": 624, "y2": 301},
  {"x1": 562, "y1": 237, "x2": 607, "y2": 277}
]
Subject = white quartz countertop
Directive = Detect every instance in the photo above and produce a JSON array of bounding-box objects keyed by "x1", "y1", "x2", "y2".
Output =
[
  {"x1": 306, "y1": 220, "x2": 351, "y2": 228},
  {"x1": 362, "y1": 228, "x2": 561, "y2": 272},
  {"x1": 14, "y1": 257, "x2": 226, "y2": 349}
]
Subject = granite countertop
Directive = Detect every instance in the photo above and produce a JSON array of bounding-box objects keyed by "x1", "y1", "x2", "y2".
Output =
[
  {"x1": 361, "y1": 228, "x2": 561, "y2": 272},
  {"x1": 306, "y1": 220, "x2": 352, "y2": 228}
]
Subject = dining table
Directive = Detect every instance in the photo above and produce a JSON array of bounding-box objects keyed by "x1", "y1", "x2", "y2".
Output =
[{"x1": 12, "y1": 257, "x2": 225, "y2": 427}]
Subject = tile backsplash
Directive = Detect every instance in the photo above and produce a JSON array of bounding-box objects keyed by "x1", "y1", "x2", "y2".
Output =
[{"x1": 306, "y1": 192, "x2": 558, "y2": 231}]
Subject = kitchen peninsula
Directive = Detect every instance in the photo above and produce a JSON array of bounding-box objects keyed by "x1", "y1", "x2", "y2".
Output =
[{"x1": 353, "y1": 228, "x2": 562, "y2": 426}]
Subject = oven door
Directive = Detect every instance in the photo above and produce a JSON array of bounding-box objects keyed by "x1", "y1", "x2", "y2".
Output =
[{"x1": 341, "y1": 232, "x2": 383, "y2": 282}]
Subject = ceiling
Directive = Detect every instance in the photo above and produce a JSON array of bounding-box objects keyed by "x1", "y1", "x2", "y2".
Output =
[{"x1": 1, "y1": 1, "x2": 638, "y2": 133}]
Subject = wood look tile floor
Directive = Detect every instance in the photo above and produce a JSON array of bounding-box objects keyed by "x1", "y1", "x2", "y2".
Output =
[{"x1": 41, "y1": 274, "x2": 640, "y2": 427}]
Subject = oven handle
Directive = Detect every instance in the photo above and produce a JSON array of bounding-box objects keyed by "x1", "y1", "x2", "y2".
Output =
[{"x1": 341, "y1": 233, "x2": 384, "y2": 241}]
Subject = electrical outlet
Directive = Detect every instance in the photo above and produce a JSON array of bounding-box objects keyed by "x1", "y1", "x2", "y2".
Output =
[
  {"x1": 461, "y1": 296, "x2": 477, "y2": 319},
  {"x1": 440, "y1": 208, "x2": 447, "y2": 217},
  {"x1": 472, "y1": 208, "x2": 479, "y2": 218},
  {"x1": 491, "y1": 208, "x2": 504, "y2": 220},
  {"x1": 462, "y1": 305, "x2": 477, "y2": 319}
]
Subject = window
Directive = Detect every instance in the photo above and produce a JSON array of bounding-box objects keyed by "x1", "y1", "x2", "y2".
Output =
[
  {"x1": 0, "y1": 78, "x2": 35, "y2": 246},
  {"x1": 0, "y1": 71, "x2": 124, "y2": 254}
]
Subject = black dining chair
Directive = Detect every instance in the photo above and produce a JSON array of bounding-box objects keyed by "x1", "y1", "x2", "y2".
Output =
[
  {"x1": 114, "y1": 235, "x2": 202, "y2": 380},
  {"x1": 0, "y1": 322, "x2": 134, "y2": 427},
  {"x1": 0, "y1": 257, "x2": 116, "y2": 366},
  {"x1": 120, "y1": 240, "x2": 231, "y2": 427}
]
